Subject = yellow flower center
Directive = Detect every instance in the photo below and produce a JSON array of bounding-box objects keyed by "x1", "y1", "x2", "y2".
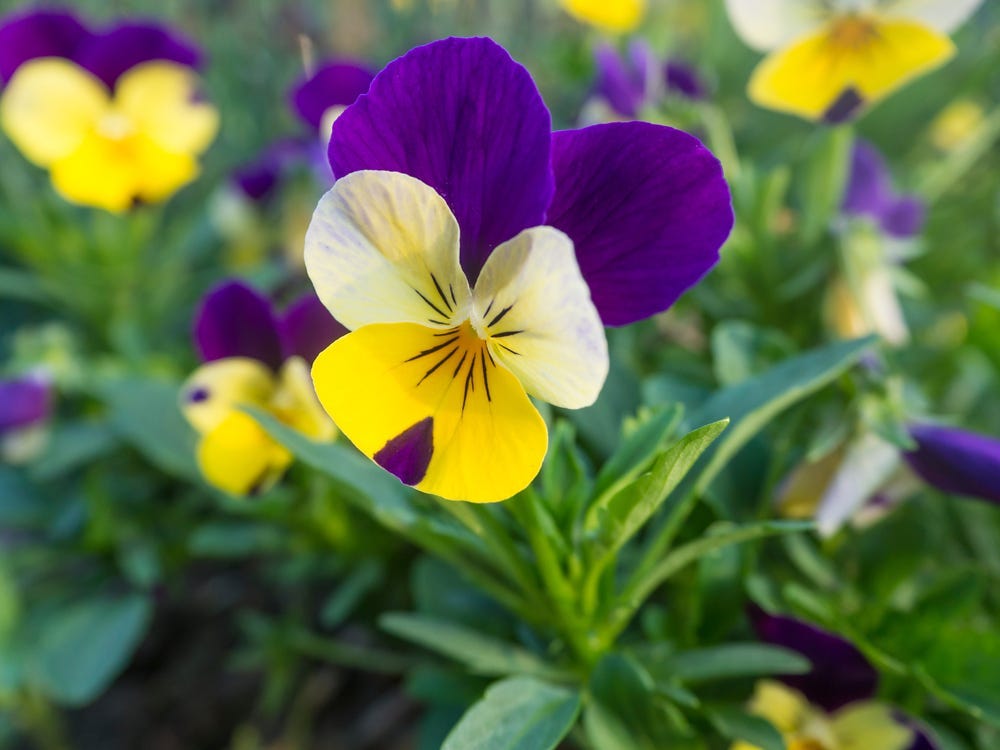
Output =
[
  {"x1": 96, "y1": 111, "x2": 135, "y2": 141},
  {"x1": 827, "y1": 15, "x2": 879, "y2": 51},
  {"x1": 790, "y1": 739, "x2": 832, "y2": 750}
]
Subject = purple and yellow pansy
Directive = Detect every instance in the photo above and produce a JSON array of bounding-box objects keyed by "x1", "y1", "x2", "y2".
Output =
[
  {"x1": 0, "y1": 373, "x2": 53, "y2": 464},
  {"x1": 725, "y1": 0, "x2": 985, "y2": 122},
  {"x1": 180, "y1": 281, "x2": 344, "y2": 496},
  {"x1": 0, "y1": 8, "x2": 218, "y2": 212},
  {"x1": 303, "y1": 37, "x2": 733, "y2": 502}
]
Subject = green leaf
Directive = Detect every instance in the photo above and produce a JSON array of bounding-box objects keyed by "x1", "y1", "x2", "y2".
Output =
[
  {"x1": 442, "y1": 676, "x2": 580, "y2": 750},
  {"x1": 799, "y1": 124, "x2": 853, "y2": 242},
  {"x1": 380, "y1": 613, "x2": 572, "y2": 682},
  {"x1": 29, "y1": 420, "x2": 119, "y2": 481},
  {"x1": 320, "y1": 560, "x2": 383, "y2": 629},
  {"x1": 708, "y1": 706, "x2": 786, "y2": 750},
  {"x1": 99, "y1": 377, "x2": 199, "y2": 480},
  {"x1": 583, "y1": 702, "x2": 638, "y2": 750},
  {"x1": 0, "y1": 267, "x2": 50, "y2": 303},
  {"x1": 645, "y1": 643, "x2": 810, "y2": 684},
  {"x1": 31, "y1": 594, "x2": 152, "y2": 706},
  {"x1": 188, "y1": 522, "x2": 287, "y2": 557},
  {"x1": 591, "y1": 404, "x2": 684, "y2": 501}
]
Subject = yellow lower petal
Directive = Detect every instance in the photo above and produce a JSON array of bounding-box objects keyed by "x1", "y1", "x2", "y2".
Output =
[
  {"x1": 832, "y1": 702, "x2": 913, "y2": 750},
  {"x1": 749, "y1": 18, "x2": 955, "y2": 120},
  {"x1": 312, "y1": 321, "x2": 547, "y2": 502},
  {"x1": 559, "y1": 0, "x2": 645, "y2": 32},
  {"x1": 272, "y1": 356, "x2": 337, "y2": 442},
  {"x1": 198, "y1": 411, "x2": 292, "y2": 496},
  {"x1": 181, "y1": 358, "x2": 276, "y2": 435}
]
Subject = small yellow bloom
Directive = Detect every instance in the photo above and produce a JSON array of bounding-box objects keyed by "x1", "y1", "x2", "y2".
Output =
[
  {"x1": 930, "y1": 99, "x2": 986, "y2": 152},
  {"x1": 1, "y1": 58, "x2": 218, "y2": 211},
  {"x1": 559, "y1": 0, "x2": 646, "y2": 34}
]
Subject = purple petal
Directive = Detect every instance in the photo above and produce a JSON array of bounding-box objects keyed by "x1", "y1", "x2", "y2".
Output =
[
  {"x1": 194, "y1": 281, "x2": 284, "y2": 370},
  {"x1": 665, "y1": 59, "x2": 707, "y2": 100},
  {"x1": 279, "y1": 293, "x2": 348, "y2": 364},
  {"x1": 905, "y1": 424, "x2": 1000, "y2": 503},
  {"x1": 0, "y1": 374, "x2": 53, "y2": 433},
  {"x1": 328, "y1": 37, "x2": 554, "y2": 284},
  {"x1": 0, "y1": 8, "x2": 91, "y2": 83},
  {"x1": 77, "y1": 21, "x2": 202, "y2": 89},
  {"x1": 894, "y1": 714, "x2": 939, "y2": 750},
  {"x1": 547, "y1": 122, "x2": 732, "y2": 326},
  {"x1": 231, "y1": 138, "x2": 308, "y2": 203},
  {"x1": 842, "y1": 139, "x2": 893, "y2": 221},
  {"x1": 594, "y1": 42, "x2": 644, "y2": 118},
  {"x1": 881, "y1": 195, "x2": 925, "y2": 239},
  {"x1": 751, "y1": 608, "x2": 879, "y2": 712},
  {"x1": 290, "y1": 60, "x2": 375, "y2": 131}
]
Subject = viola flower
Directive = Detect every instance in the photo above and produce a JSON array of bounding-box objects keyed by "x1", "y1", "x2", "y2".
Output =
[
  {"x1": 558, "y1": 0, "x2": 645, "y2": 34},
  {"x1": 904, "y1": 424, "x2": 1000, "y2": 503},
  {"x1": 0, "y1": 9, "x2": 218, "y2": 212},
  {"x1": 180, "y1": 281, "x2": 344, "y2": 496},
  {"x1": 725, "y1": 0, "x2": 985, "y2": 122},
  {"x1": 305, "y1": 37, "x2": 732, "y2": 502},
  {"x1": 290, "y1": 60, "x2": 374, "y2": 146},
  {"x1": 843, "y1": 140, "x2": 924, "y2": 240},
  {"x1": 0, "y1": 373, "x2": 53, "y2": 464},
  {"x1": 739, "y1": 610, "x2": 931, "y2": 750}
]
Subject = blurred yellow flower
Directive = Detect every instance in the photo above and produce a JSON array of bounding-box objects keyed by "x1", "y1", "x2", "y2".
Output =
[
  {"x1": 559, "y1": 0, "x2": 645, "y2": 34},
  {"x1": 930, "y1": 99, "x2": 986, "y2": 152}
]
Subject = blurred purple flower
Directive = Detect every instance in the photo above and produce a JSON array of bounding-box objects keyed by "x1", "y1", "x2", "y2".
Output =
[
  {"x1": 193, "y1": 280, "x2": 347, "y2": 370},
  {"x1": 230, "y1": 138, "x2": 309, "y2": 204},
  {"x1": 290, "y1": 60, "x2": 375, "y2": 133},
  {"x1": 593, "y1": 40, "x2": 707, "y2": 119},
  {"x1": 0, "y1": 373, "x2": 52, "y2": 435},
  {"x1": 0, "y1": 8, "x2": 202, "y2": 87},
  {"x1": 842, "y1": 140, "x2": 925, "y2": 239},
  {"x1": 905, "y1": 424, "x2": 1000, "y2": 503}
]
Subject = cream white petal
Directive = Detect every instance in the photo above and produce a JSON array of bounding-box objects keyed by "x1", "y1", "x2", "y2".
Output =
[
  {"x1": 816, "y1": 433, "x2": 900, "y2": 537},
  {"x1": 471, "y1": 226, "x2": 608, "y2": 410},
  {"x1": 877, "y1": 0, "x2": 984, "y2": 33},
  {"x1": 304, "y1": 170, "x2": 471, "y2": 331},
  {"x1": 724, "y1": 0, "x2": 830, "y2": 51}
]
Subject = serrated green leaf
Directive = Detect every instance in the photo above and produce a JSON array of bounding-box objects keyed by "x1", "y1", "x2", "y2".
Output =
[{"x1": 442, "y1": 676, "x2": 580, "y2": 750}]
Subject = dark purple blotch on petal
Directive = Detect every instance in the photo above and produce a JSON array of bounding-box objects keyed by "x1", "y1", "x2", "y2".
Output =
[
  {"x1": 194, "y1": 281, "x2": 285, "y2": 371},
  {"x1": 329, "y1": 37, "x2": 554, "y2": 284},
  {"x1": 291, "y1": 61, "x2": 375, "y2": 131},
  {"x1": 374, "y1": 417, "x2": 434, "y2": 486},
  {"x1": 186, "y1": 386, "x2": 210, "y2": 403},
  {"x1": 751, "y1": 608, "x2": 879, "y2": 712},
  {"x1": 824, "y1": 87, "x2": 864, "y2": 124},
  {"x1": 905, "y1": 424, "x2": 1000, "y2": 503},
  {"x1": 77, "y1": 21, "x2": 202, "y2": 88},
  {"x1": 0, "y1": 8, "x2": 91, "y2": 83},
  {"x1": 280, "y1": 293, "x2": 348, "y2": 364},
  {"x1": 547, "y1": 122, "x2": 733, "y2": 326},
  {"x1": 0, "y1": 374, "x2": 53, "y2": 433}
]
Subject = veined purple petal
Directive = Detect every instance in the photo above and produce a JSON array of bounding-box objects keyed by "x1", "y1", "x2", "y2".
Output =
[
  {"x1": 594, "y1": 42, "x2": 644, "y2": 118},
  {"x1": 905, "y1": 424, "x2": 1000, "y2": 503},
  {"x1": 751, "y1": 609, "x2": 879, "y2": 712},
  {"x1": 290, "y1": 60, "x2": 375, "y2": 131},
  {"x1": 328, "y1": 37, "x2": 554, "y2": 283},
  {"x1": 280, "y1": 293, "x2": 348, "y2": 364},
  {"x1": 194, "y1": 281, "x2": 284, "y2": 371},
  {"x1": 231, "y1": 138, "x2": 308, "y2": 203},
  {"x1": 547, "y1": 122, "x2": 732, "y2": 326},
  {"x1": 882, "y1": 195, "x2": 925, "y2": 239},
  {"x1": 0, "y1": 374, "x2": 53, "y2": 433},
  {"x1": 77, "y1": 21, "x2": 202, "y2": 89},
  {"x1": 665, "y1": 59, "x2": 707, "y2": 100},
  {"x1": 0, "y1": 8, "x2": 91, "y2": 83}
]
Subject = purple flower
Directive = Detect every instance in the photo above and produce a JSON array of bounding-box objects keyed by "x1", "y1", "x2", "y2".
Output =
[
  {"x1": 230, "y1": 138, "x2": 310, "y2": 204},
  {"x1": 0, "y1": 373, "x2": 52, "y2": 435},
  {"x1": 904, "y1": 424, "x2": 1000, "y2": 503},
  {"x1": 328, "y1": 36, "x2": 732, "y2": 326},
  {"x1": 290, "y1": 60, "x2": 375, "y2": 134},
  {"x1": 593, "y1": 40, "x2": 707, "y2": 119},
  {"x1": 0, "y1": 8, "x2": 202, "y2": 87},
  {"x1": 193, "y1": 280, "x2": 347, "y2": 370},
  {"x1": 842, "y1": 140, "x2": 925, "y2": 240}
]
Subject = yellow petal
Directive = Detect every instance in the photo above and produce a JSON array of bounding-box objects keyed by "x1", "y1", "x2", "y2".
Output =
[
  {"x1": 777, "y1": 449, "x2": 844, "y2": 519},
  {"x1": 271, "y1": 356, "x2": 337, "y2": 442},
  {"x1": 114, "y1": 61, "x2": 218, "y2": 155},
  {"x1": 312, "y1": 322, "x2": 547, "y2": 503},
  {"x1": 471, "y1": 226, "x2": 608, "y2": 409},
  {"x1": 305, "y1": 170, "x2": 470, "y2": 331},
  {"x1": 180, "y1": 358, "x2": 276, "y2": 435},
  {"x1": 0, "y1": 58, "x2": 109, "y2": 166},
  {"x1": 749, "y1": 18, "x2": 955, "y2": 121},
  {"x1": 560, "y1": 0, "x2": 645, "y2": 33},
  {"x1": 831, "y1": 702, "x2": 913, "y2": 750},
  {"x1": 746, "y1": 680, "x2": 814, "y2": 734},
  {"x1": 198, "y1": 410, "x2": 291, "y2": 496}
]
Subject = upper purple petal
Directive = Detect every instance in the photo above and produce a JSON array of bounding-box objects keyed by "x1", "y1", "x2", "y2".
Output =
[
  {"x1": 0, "y1": 374, "x2": 53, "y2": 433},
  {"x1": 881, "y1": 195, "x2": 925, "y2": 239},
  {"x1": 546, "y1": 122, "x2": 732, "y2": 326},
  {"x1": 76, "y1": 21, "x2": 202, "y2": 88},
  {"x1": 905, "y1": 424, "x2": 1000, "y2": 503},
  {"x1": 843, "y1": 140, "x2": 894, "y2": 222},
  {"x1": 751, "y1": 609, "x2": 879, "y2": 712},
  {"x1": 328, "y1": 37, "x2": 555, "y2": 284},
  {"x1": 593, "y1": 42, "x2": 644, "y2": 118},
  {"x1": 665, "y1": 59, "x2": 707, "y2": 100},
  {"x1": 194, "y1": 281, "x2": 284, "y2": 371},
  {"x1": 279, "y1": 293, "x2": 348, "y2": 364},
  {"x1": 231, "y1": 137, "x2": 309, "y2": 203},
  {"x1": 0, "y1": 8, "x2": 91, "y2": 83},
  {"x1": 290, "y1": 60, "x2": 375, "y2": 131}
]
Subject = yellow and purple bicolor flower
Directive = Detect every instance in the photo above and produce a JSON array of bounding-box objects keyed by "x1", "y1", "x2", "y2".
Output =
[
  {"x1": 0, "y1": 373, "x2": 53, "y2": 464},
  {"x1": 740, "y1": 609, "x2": 934, "y2": 750},
  {"x1": 180, "y1": 281, "x2": 345, "y2": 496},
  {"x1": 725, "y1": 0, "x2": 985, "y2": 122},
  {"x1": 0, "y1": 8, "x2": 218, "y2": 212},
  {"x1": 589, "y1": 40, "x2": 706, "y2": 121},
  {"x1": 303, "y1": 37, "x2": 733, "y2": 503}
]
